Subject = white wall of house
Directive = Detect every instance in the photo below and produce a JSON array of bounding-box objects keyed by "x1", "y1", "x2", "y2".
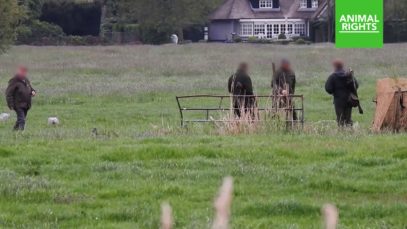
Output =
[{"x1": 239, "y1": 19, "x2": 309, "y2": 39}]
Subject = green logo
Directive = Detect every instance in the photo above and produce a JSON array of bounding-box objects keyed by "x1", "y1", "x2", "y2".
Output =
[{"x1": 336, "y1": 0, "x2": 383, "y2": 48}]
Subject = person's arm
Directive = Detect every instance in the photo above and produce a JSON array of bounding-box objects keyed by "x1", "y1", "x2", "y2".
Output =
[
  {"x1": 5, "y1": 82, "x2": 17, "y2": 109},
  {"x1": 245, "y1": 76, "x2": 254, "y2": 95},
  {"x1": 27, "y1": 78, "x2": 36, "y2": 96},
  {"x1": 354, "y1": 77, "x2": 359, "y2": 90},
  {"x1": 325, "y1": 74, "x2": 335, "y2": 95},
  {"x1": 228, "y1": 75, "x2": 233, "y2": 93}
]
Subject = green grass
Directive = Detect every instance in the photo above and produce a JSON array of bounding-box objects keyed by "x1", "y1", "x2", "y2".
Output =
[{"x1": 0, "y1": 44, "x2": 406, "y2": 228}]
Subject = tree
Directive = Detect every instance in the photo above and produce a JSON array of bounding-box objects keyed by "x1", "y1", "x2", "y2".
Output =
[
  {"x1": 384, "y1": 0, "x2": 407, "y2": 42},
  {"x1": 0, "y1": 0, "x2": 22, "y2": 52},
  {"x1": 117, "y1": 0, "x2": 222, "y2": 44},
  {"x1": 385, "y1": 0, "x2": 407, "y2": 21}
]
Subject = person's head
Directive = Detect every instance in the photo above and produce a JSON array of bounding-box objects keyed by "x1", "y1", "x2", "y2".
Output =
[
  {"x1": 237, "y1": 62, "x2": 249, "y2": 74},
  {"x1": 280, "y1": 59, "x2": 291, "y2": 71},
  {"x1": 332, "y1": 59, "x2": 344, "y2": 71},
  {"x1": 16, "y1": 66, "x2": 28, "y2": 79}
]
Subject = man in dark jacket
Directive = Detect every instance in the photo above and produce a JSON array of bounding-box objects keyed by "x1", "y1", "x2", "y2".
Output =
[
  {"x1": 325, "y1": 60, "x2": 358, "y2": 127},
  {"x1": 272, "y1": 59, "x2": 297, "y2": 120},
  {"x1": 228, "y1": 62, "x2": 254, "y2": 117},
  {"x1": 6, "y1": 66, "x2": 36, "y2": 130},
  {"x1": 272, "y1": 59, "x2": 296, "y2": 96}
]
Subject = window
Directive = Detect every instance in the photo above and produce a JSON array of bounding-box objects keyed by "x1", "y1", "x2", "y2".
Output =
[
  {"x1": 273, "y1": 24, "x2": 280, "y2": 35},
  {"x1": 254, "y1": 24, "x2": 265, "y2": 36},
  {"x1": 280, "y1": 24, "x2": 286, "y2": 34},
  {"x1": 300, "y1": 0, "x2": 318, "y2": 9},
  {"x1": 294, "y1": 23, "x2": 306, "y2": 35},
  {"x1": 241, "y1": 23, "x2": 253, "y2": 36},
  {"x1": 260, "y1": 0, "x2": 273, "y2": 8},
  {"x1": 266, "y1": 24, "x2": 273, "y2": 38},
  {"x1": 312, "y1": 0, "x2": 318, "y2": 8},
  {"x1": 259, "y1": 0, "x2": 279, "y2": 8},
  {"x1": 287, "y1": 24, "x2": 293, "y2": 34}
]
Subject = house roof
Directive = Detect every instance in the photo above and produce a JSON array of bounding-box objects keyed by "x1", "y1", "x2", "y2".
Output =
[
  {"x1": 312, "y1": 0, "x2": 333, "y2": 20},
  {"x1": 209, "y1": 0, "x2": 254, "y2": 20},
  {"x1": 209, "y1": 0, "x2": 327, "y2": 20}
]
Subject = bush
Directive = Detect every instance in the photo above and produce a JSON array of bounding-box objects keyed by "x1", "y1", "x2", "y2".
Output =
[
  {"x1": 247, "y1": 36, "x2": 258, "y2": 43},
  {"x1": 233, "y1": 36, "x2": 242, "y2": 43},
  {"x1": 278, "y1": 33, "x2": 287, "y2": 40},
  {"x1": 295, "y1": 38, "x2": 306, "y2": 45},
  {"x1": 138, "y1": 25, "x2": 171, "y2": 44},
  {"x1": 83, "y1": 36, "x2": 101, "y2": 45},
  {"x1": 275, "y1": 40, "x2": 290, "y2": 45},
  {"x1": 30, "y1": 20, "x2": 65, "y2": 39},
  {"x1": 16, "y1": 20, "x2": 65, "y2": 45},
  {"x1": 179, "y1": 40, "x2": 192, "y2": 45},
  {"x1": 15, "y1": 26, "x2": 32, "y2": 44},
  {"x1": 64, "y1": 36, "x2": 86, "y2": 46},
  {"x1": 292, "y1": 36, "x2": 311, "y2": 42}
]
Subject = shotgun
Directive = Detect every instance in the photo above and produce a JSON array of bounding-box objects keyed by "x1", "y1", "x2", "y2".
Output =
[{"x1": 349, "y1": 68, "x2": 364, "y2": 114}]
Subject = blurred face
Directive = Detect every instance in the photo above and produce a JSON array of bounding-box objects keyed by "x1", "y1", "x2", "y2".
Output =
[
  {"x1": 281, "y1": 62, "x2": 290, "y2": 71},
  {"x1": 16, "y1": 67, "x2": 28, "y2": 79},
  {"x1": 242, "y1": 65, "x2": 249, "y2": 73},
  {"x1": 332, "y1": 60, "x2": 344, "y2": 71},
  {"x1": 238, "y1": 63, "x2": 249, "y2": 74}
]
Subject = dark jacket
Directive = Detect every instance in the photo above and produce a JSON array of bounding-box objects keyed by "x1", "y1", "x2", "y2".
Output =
[
  {"x1": 325, "y1": 70, "x2": 358, "y2": 106},
  {"x1": 272, "y1": 69, "x2": 296, "y2": 94},
  {"x1": 228, "y1": 70, "x2": 253, "y2": 96},
  {"x1": 6, "y1": 76, "x2": 35, "y2": 109}
]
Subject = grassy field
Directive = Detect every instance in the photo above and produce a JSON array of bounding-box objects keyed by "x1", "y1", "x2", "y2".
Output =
[{"x1": 0, "y1": 44, "x2": 406, "y2": 228}]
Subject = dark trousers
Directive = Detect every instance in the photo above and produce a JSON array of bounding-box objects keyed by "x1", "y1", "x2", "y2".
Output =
[
  {"x1": 335, "y1": 104, "x2": 353, "y2": 127},
  {"x1": 233, "y1": 97, "x2": 255, "y2": 118},
  {"x1": 14, "y1": 107, "x2": 29, "y2": 131}
]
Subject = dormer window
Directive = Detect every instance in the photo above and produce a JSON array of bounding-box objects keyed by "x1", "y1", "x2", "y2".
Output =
[
  {"x1": 300, "y1": 0, "x2": 318, "y2": 9},
  {"x1": 259, "y1": 0, "x2": 279, "y2": 9}
]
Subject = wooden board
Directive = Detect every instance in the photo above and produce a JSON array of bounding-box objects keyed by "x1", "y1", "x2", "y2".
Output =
[{"x1": 372, "y1": 78, "x2": 407, "y2": 132}]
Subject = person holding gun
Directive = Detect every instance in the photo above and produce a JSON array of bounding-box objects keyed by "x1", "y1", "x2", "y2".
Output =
[
  {"x1": 5, "y1": 66, "x2": 37, "y2": 131},
  {"x1": 271, "y1": 59, "x2": 297, "y2": 121},
  {"x1": 228, "y1": 62, "x2": 254, "y2": 118},
  {"x1": 325, "y1": 59, "x2": 363, "y2": 127},
  {"x1": 272, "y1": 59, "x2": 296, "y2": 96}
]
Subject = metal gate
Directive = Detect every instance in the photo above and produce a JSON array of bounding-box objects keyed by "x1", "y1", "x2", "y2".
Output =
[{"x1": 176, "y1": 95, "x2": 304, "y2": 128}]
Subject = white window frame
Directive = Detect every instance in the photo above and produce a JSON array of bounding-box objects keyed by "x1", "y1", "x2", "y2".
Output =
[
  {"x1": 240, "y1": 23, "x2": 253, "y2": 36},
  {"x1": 300, "y1": 0, "x2": 318, "y2": 9},
  {"x1": 259, "y1": 0, "x2": 274, "y2": 9},
  {"x1": 312, "y1": 0, "x2": 318, "y2": 8},
  {"x1": 254, "y1": 24, "x2": 266, "y2": 39},
  {"x1": 239, "y1": 19, "x2": 307, "y2": 39},
  {"x1": 273, "y1": 24, "x2": 280, "y2": 35},
  {"x1": 266, "y1": 24, "x2": 273, "y2": 38},
  {"x1": 287, "y1": 24, "x2": 293, "y2": 34},
  {"x1": 294, "y1": 23, "x2": 306, "y2": 36},
  {"x1": 280, "y1": 24, "x2": 286, "y2": 34}
]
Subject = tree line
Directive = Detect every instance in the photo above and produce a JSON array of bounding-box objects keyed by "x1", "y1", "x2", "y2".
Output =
[
  {"x1": 1, "y1": 0, "x2": 407, "y2": 51},
  {"x1": 0, "y1": 0, "x2": 222, "y2": 49},
  {"x1": 116, "y1": 0, "x2": 222, "y2": 43}
]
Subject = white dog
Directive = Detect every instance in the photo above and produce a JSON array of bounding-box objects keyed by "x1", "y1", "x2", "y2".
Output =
[
  {"x1": 48, "y1": 117, "x2": 60, "y2": 125},
  {"x1": 0, "y1": 113, "x2": 10, "y2": 122}
]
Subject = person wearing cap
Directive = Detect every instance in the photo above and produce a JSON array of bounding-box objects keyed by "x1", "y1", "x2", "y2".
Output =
[
  {"x1": 228, "y1": 62, "x2": 254, "y2": 117},
  {"x1": 325, "y1": 59, "x2": 358, "y2": 127},
  {"x1": 272, "y1": 59, "x2": 297, "y2": 120},
  {"x1": 5, "y1": 66, "x2": 36, "y2": 131}
]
